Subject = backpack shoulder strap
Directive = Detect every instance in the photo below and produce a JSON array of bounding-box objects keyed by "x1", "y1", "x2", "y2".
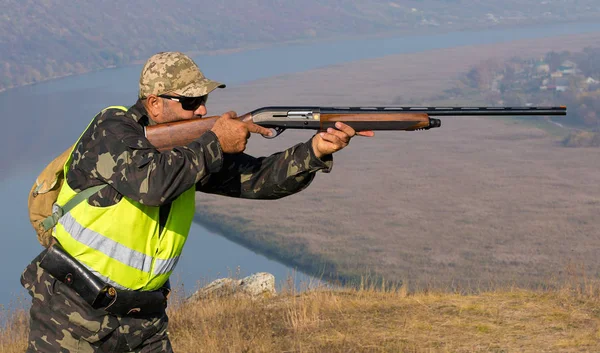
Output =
[{"x1": 40, "y1": 184, "x2": 108, "y2": 232}]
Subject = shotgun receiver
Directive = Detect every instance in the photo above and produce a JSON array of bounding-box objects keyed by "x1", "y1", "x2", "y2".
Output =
[{"x1": 145, "y1": 106, "x2": 567, "y2": 151}]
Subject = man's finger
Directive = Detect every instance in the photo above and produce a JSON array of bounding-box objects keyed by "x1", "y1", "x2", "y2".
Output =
[
  {"x1": 356, "y1": 130, "x2": 375, "y2": 137},
  {"x1": 319, "y1": 131, "x2": 344, "y2": 146},
  {"x1": 246, "y1": 122, "x2": 273, "y2": 137},
  {"x1": 334, "y1": 122, "x2": 357, "y2": 137},
  {"x1": 326, "y1": 127, "x2": 351, "y2": 143},
  {"x1": 222, "y1": 111, "x2": 238, "y2": 119}
]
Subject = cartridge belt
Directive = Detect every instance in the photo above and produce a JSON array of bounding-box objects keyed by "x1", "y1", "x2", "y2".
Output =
[{"x1": 39, "y1": 243, "x2": 169, "y2": 317}]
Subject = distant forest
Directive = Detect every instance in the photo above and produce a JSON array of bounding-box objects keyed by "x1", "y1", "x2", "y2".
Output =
[{"x1": 2, "y1": 0, "x2": 600, "y2": 92}]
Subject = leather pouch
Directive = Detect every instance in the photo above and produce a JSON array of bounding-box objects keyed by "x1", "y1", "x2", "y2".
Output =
[{"x1": 39, "y1": 243, "x2": 112, "y2": 308}]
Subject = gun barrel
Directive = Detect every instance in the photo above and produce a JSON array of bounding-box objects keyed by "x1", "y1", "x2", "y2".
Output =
[{"x1": 316, "y1": 106, "x2": 567, "y2": 116}]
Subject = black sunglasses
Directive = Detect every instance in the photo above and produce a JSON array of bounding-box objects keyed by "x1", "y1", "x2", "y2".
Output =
[{"x1": 159, "y1": 95, "x2": 208, "y2": 111}]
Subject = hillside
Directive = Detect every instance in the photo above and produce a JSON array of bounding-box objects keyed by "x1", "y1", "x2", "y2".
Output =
[
  {"x1": 191, "y1": 31, "x2": 600, "y2": 291},
  {"x1": 2, "y1": 0, "x2": 600, "y2": 91},
  {"x1": 2, "y1": 282, "x2": 599, "y2": 352}
]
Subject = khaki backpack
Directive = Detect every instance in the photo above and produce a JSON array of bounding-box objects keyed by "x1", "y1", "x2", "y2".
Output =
[
  {"x1": 28, "y1": 146, "x2": 74, "y2": 247},
  {"x1": 29, "y1": 145, "x2": 111, "y2": 247},
  {"x1": 27, "y1": 106, "x2": 127, "y2": 247}
]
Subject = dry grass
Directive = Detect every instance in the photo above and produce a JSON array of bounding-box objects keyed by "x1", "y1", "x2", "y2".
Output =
[
  {"x1": 0, "y1": 303, "x2": 29, "y2": 353},
  {"x1": 3, "y1": 280, "x2": 599, "y2": 352}
]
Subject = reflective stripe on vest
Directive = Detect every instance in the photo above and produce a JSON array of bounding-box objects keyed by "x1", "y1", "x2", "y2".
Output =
[{"x1": 53, "y1": 106, "x2": 195, "y2": 291}]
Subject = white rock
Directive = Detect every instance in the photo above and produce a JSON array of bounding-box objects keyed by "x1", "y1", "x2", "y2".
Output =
[
  {"x1": 240, "y1": 272, "x2": 276, "y2": 297},
  {"x1": 187, "y1": 272, "x2": 276, "y2": 301}
]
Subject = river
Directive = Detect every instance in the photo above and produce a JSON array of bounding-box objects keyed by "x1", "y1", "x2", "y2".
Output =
[{"x1": 1, "y1": 21, "x2": 600, "y2": 308}]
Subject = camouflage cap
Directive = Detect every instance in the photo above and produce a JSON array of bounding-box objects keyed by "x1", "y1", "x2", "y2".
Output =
[{"x1": 139, "y1": 51, "x2": 225, "y2": 98}]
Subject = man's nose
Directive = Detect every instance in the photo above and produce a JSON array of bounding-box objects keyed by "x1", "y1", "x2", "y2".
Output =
[{"x1": 194, "y1": 104, "x2": 207, "y2": 117}]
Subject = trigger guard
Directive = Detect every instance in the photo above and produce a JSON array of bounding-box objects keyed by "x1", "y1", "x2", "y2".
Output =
[{"x1": 263, "y1": 127, "x2": 285, "y2": 139}]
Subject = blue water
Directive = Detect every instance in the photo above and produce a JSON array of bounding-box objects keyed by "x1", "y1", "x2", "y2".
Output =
[{"x1": 1, "y1": 21, "x2": 600, "y2": 308}]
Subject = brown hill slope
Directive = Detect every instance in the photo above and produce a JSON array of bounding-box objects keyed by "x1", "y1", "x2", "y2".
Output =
[{"x1": 194, "y1": 31, "x2": 600, "y2": 289}]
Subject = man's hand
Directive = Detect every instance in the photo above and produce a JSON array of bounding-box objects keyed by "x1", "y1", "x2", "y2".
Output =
[
  {"x1": 211, "y1": 111, "x2": 272, "y2": 153},
  {"x1": 311, "y1": 122, "x2": 374, "y2": 159}
]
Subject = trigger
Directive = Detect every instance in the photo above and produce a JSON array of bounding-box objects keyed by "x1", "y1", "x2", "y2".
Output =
[{"x1": 263, "y1": 127, "x2": 285, "y2": 139}]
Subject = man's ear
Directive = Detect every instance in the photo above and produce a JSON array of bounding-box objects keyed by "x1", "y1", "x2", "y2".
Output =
[{"x1": 145, "y1": 95, "x2": 162, "y2": 119}]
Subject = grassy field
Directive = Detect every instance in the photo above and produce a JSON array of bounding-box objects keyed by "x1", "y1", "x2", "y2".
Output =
[
  {"x1": 196, "y1": 31, "x2": 600, "y2": 291},
  {"x1": 2, "y1": 280, "x2": 599, "y2": 352}
]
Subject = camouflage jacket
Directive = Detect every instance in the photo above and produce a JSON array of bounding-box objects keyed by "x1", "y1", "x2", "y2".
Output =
[{"x1": 66, "y1": 100, "x2": 332, "y2": 217}]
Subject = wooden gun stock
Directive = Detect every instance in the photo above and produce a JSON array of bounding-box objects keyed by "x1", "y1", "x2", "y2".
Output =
[{"x1": 145, "y1": 116, "x2": 220, "y2": 152}]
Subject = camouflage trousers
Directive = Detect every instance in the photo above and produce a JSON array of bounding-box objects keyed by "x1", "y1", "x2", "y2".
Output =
[{"x1": 20, "y1": 253, "x2": 173, "y2": 353}]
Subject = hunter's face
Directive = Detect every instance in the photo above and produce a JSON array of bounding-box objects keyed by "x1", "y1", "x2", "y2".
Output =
[{"x1": 159, "y1": 96, "x2": 207, "y2": 123}]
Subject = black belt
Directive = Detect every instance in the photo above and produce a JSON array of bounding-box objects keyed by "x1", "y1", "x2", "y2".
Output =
[{"x1": 39, "y1": 243, "x2": 169, "y2": 317}]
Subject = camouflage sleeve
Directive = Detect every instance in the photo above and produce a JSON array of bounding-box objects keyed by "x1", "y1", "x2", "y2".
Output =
[
  {"x1": 68, "y1": 109, "x2": 223, "y2": 207},
  {"x1": 196, "y1": 138, "x2": 333, "y2": 199}
]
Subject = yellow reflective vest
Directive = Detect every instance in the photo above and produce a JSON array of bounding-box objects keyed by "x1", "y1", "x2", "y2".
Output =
[{"x1": 53, "y1": 106, "x2": 195, "y2": 291}]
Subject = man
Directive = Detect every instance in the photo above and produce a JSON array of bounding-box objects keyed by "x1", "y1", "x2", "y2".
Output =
[{"x1": 20, "y1": 51, "x2": 373, "y2": 352}]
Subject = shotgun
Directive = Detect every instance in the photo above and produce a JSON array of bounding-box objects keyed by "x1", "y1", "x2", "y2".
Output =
[{"x1": 145, "y1": 106, "x2": 567, "y2": 151}]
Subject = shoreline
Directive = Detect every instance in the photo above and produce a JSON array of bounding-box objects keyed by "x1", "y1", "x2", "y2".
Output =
[{"x1": 192, "y1": 212, "x2": 362, "y2": 286}]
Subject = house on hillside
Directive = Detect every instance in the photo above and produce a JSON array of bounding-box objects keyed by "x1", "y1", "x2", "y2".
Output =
[
  {"x1": 559, "y1": 60, "x2": 577, "y2": 75},
  {"x1": 535, "y1": 62, "x2": 550, "y2": 74},
  {"x1": 555, "y1": 77, "x2": 570, "y2": 92},
  {"x1": 586, "y1": 77, "x2": 599, "y2": 85},
  {"x1": 540, "y1": 79, "x2": 551, "y2": 91}
]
